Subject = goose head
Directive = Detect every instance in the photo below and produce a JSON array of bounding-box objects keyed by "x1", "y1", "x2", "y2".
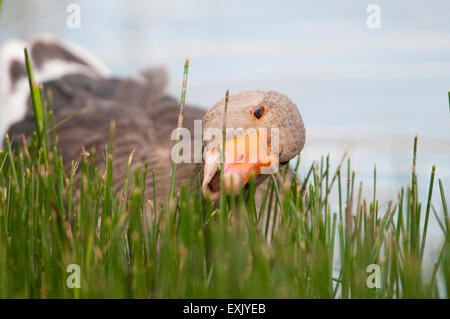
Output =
[{"x1": 201, "y1": 90, "x2": 306, "y2": 200}]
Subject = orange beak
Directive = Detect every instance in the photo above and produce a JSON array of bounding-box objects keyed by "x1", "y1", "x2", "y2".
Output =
[{"x1": 202, "y1": 129, "x2": 279, "y2": 200}]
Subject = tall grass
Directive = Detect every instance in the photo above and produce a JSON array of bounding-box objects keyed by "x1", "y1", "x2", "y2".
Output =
[{"x1": 0, "y1": 49, "x2": 448, "y2": 298}]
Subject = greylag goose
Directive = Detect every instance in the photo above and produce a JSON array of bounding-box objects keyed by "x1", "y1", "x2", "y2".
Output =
[{"x1": 1, "y1": 35, "x2": 306, "y2": 202}]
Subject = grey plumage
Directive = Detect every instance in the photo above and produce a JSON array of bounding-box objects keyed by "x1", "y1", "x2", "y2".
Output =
[{"x1": 3, "y1": 36, "x2": 204, "y2": 201}]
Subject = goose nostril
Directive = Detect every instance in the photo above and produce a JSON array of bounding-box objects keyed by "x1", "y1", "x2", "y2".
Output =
[{"x1": 223, "y1": 172, "x2": 242, "y2": 195}]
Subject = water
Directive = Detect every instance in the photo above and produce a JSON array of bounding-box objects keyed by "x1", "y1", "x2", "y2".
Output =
[{"x1": 1, "y1": 0, "x2": 449, "y2": 246}]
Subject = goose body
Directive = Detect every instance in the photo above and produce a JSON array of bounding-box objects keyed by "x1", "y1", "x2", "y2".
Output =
[{"x1": 1, "y1": 36, "x2": 306, "y2": 202}]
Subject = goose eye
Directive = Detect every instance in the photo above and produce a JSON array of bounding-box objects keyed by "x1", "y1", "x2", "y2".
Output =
[{"x1": 252, "y1": 105, "x2": 267, "y2": 120}]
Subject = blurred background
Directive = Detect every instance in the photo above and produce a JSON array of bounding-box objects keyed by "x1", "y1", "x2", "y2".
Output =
[{"x1": 0, "y1": 1, "x2": 449, "y2": 220}]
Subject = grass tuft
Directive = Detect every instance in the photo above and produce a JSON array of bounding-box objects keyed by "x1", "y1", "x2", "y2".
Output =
[{"x1": 0, "y1": 51, "x2": 448, "y2": 298}]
